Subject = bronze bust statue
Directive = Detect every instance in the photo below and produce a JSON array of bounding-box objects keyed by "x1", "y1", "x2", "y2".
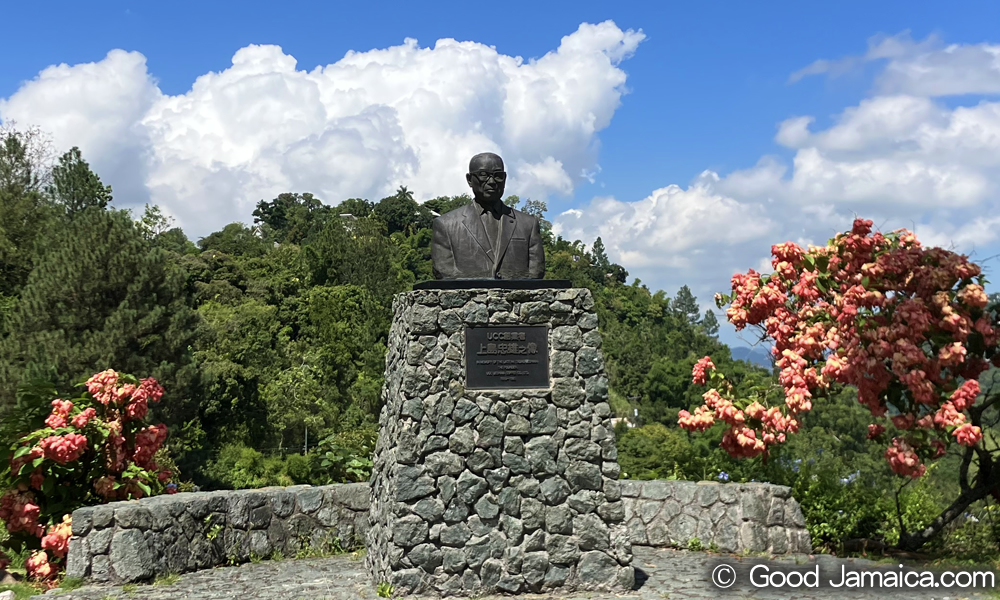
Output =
[{"x1": 431, "y1": 153, "x2": 545, "y2": 279}]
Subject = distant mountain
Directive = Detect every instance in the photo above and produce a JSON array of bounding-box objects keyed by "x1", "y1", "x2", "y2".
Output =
[{"x1": 730, "y1": 346, "x2": 773, "y2": 369}]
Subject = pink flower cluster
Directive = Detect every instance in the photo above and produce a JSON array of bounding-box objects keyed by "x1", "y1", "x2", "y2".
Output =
[
  {"x1": 0, "y1": 369, "x2": 177, "y2": 582},
  {"x1": 691, "y1": 356, "x2": 715, "y2": 385},
  {"x1": 0, "y1": 491, "x2": 43, "y2": 537},
  {"x1": 84, "y1": 370, "x2": 164, "y2": 422},
  {"x1": 38, "y1": 433, "x2": 88, "y2": 465},
  {"x1": 885, "y1": 438, "x2": 926, "y2": 478},
  {"x1": 681, "y1": 218, "x2": 998, "y2": 475},
  {"x1": 133, "y1": 424, "x2": 168, "y2": 470},
  {"x1": 43, "y1": 400, "x2": 73, "y2": 429},
  {"x1": 26, "y1": 550, "x2": 53, "y2": 581},
  {"x1": 40, "y1": 515, "x2": 72, "y2": 559},
  {"x1": 72, "y1": 407, "x2": 97, "y2": 429}
]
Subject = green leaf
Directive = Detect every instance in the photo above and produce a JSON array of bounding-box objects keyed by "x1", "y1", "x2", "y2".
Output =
[{"x1": 13, "y1": 446, "x2": 31, "y2": 459}]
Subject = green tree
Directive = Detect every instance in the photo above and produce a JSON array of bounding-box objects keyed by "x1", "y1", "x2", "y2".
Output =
[
  {"x1": 337, "y1": 197, "x2": 375, "y2": 218},
  {"x1": 260, "y1": 350, "x2": 329, "y2": 453},
  {"x1": 134, "y1": 204, "x2": 175, "y2": 241},
  {"x1": 194, "y1": 298, "x2": 286, "y2": 449},
  {"x1": 374, "y1": 186, "x2": 434, "y2": 235},
  {"x1": 424, "y1": 194, "x2": 471, "y2": 216},
  {"x1": 304, "y1": 216, "x2": 403, "y2": 301},
  {"x1": 198, "y1": 222, "x2": 270, "y2": 258},
  {"x1": 153, "y1": 227, "x2": 199, "y2": 255},
  {"x1": 252, "y1": 192, "x2": 333, "y2": 245},
  {"x1": 0, "y1": 126, "x2": 54, "y2": 302},
  {"x1": 47, "y1": 146, "x2": 112, "y2": 217},
  {"x1": 673, "y1": 285, "x2": 701, "y2": 326},
  {"x1": 591, "y1": 237, "x2": 610, "y2": 272},
  {"x1": 305, "y1": 284, "x2": 388, "y2": 425},
  {"x1": 522, "y1": 199, "x2": 552, "y2": 242},
  {"x1": 700, "y1": 309, "x2": 720, "y2": 336},
  {"x1": 0, "y1": 208, "x2": 201, "y2": 434}
]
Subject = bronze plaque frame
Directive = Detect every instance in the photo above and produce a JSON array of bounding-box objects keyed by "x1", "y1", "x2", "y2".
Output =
[{"x1": 465, "y1": 326, "x2": 549, "y2": 389}]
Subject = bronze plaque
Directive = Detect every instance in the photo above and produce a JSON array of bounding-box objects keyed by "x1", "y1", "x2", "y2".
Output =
[{"x1": 465, "y1": 326, "x2": 549, "y2": 389}]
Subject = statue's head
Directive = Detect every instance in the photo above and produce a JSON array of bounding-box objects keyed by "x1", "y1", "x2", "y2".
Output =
[{"x1": 466, "y1": 153, "x2": 506, "y2": 204}]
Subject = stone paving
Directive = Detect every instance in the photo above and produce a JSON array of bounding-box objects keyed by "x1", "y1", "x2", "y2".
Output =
[{"x1": 31, "y1": 546, "x2": 999, "y2": 600}]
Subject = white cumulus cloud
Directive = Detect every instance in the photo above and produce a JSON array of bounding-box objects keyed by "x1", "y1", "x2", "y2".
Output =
[
  {"x1": 790, "y1": 32, "x2": 1000, "y2": 97},
  {"x1": 555, "y1": 32, "x2": 1000, "y2": 323},
  {"x1": 0, "y1": 21, "x2": 644, "y2": 238}
]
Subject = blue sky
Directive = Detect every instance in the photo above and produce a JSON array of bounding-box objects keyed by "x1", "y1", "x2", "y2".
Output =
[{"x1": 3, "y1": 0, "x2": 1000, "y2": 351}]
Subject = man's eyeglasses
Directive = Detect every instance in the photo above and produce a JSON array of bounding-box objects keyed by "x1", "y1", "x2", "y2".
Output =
[{"x1": 471, "y1": 170, "x2": 506, "y2": 183}]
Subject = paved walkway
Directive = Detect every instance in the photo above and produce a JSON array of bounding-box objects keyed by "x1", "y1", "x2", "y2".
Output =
[{"x1": 32, "y1": 547, "x2": 999, "y2": 600}]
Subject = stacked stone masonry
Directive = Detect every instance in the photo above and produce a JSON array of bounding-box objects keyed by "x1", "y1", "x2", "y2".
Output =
[
  {"x1": 65, "y1": 483, "x2": 369, "y2": 584},
  {"x1": 365, "y1": 288, "x2": 635, "y2": 596},
  {"x1": 621, "y1": 480, "x2": 811, "y2": 554},
  {"x1": 63, "y1": 480, "x2": 813, "y2": 585}
]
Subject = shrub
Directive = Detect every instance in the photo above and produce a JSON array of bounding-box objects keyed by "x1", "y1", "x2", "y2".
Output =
[
  {"x1": 0, "y1": 371, "x2": 176, "y2": 583},
  {"x1": 203, "y1": 444, "x2": 283, "y2": 489},
  {"x1": 313, "y1": 429, "x2": 375, "y2": 484},
  {"x1": 283, "y1": 453, "x2": 312, "y2": 485}
]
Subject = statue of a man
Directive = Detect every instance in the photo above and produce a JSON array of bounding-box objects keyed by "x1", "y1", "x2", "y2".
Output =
[{"x1": 431, "y1": 153, "x2": 545, "y2": 279}]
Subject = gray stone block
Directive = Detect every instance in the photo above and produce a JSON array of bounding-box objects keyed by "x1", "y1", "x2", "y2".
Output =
[
  {"x1": 110, "y1": 528, "x2": 155, "y2": 582},
  {"x1": 697, "y1": 483, "x2": 720, "y2": 507},
  {"x1": 90, "y1": 554, "x2": 111, "y2": 583},
  {"x1": 88, "y1": 527, "x2": 114, "y2": 554},
  {"x1": 640, "y1": 480, "x2": 672, "y2": 500},
  {"x1": 65, "y1": 537, "x2": 89, "y2": 579},
  {"x1": 392, "y1": 515, "x2": 428, "y2": 548},
  {"x1": 545, "y1": 505, "x2": 574, "y2": 534},
  {"x1": 741, "y1": 521, "x2": 767, "y2": 552},
  {"x1": 545, "y1": 534, "x2": 581, "y2": 565},
  {"x1": 71, "y1": 507, "x2": 93, "y2": 536},
  {"x1": 567, "y1": 461, "x2": 603, "y2": 491},
  {"x1": 114, "y1": 504, "x2": 151, "y2": 529}
]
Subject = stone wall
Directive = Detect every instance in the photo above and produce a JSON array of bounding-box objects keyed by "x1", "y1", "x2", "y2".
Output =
[
  {"x1": 64, "y1": 478, "x2": 813, "y2": 585},
  {"x1": 366, "y1": 288, "x2": 634, "y2": 597},
  {"x1": 66, "y1": 483, "x2": 369, "y2": 584},
  {"x1": 622, "y1": 480, "x2": 811, "y2": 554}
]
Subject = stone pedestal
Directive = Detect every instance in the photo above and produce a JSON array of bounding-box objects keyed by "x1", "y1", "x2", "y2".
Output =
[{"x1": 366, "y1": 287, "x2": 633, "y2": 596}]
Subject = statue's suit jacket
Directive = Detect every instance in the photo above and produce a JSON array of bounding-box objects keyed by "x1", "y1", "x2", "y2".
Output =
[{"x1": 431, "y1": 202, "x2": 545, "y2": 279}]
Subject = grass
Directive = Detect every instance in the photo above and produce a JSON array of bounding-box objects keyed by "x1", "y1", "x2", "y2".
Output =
[
  {"x1": 376, "y1": 581, "x2": 394, "y2": 598},
  {"x1": 153, "y1": 572, "x2": 180, "y2": 586},
  {"x1": 0, "y1": 582, "x2": 44, "y2": 600},
  {"x1": 59, "y1": 577, "x2": 84, "y2": 590},
  {"x1": 293, "y1": 533, "x2": 361, "y2": 560}
]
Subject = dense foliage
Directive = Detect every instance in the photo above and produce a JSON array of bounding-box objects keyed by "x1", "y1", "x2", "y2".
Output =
[
  {"x1": 0, "y1": 369, "x2": 174, "y2": 583},
  {"x1": 680, "y1": 220, "x2": 1000, "y2": 550},
  {"x1": 0, "y1": 127, "x2": 998, "y2": 562}
]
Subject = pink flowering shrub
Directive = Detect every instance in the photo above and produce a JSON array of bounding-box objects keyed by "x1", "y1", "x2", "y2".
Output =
[
  {"x1": 680, "y1": 219, "x2": 998, "y2": 485},
  {"x1": 0, "y1": 370, "x2": 177, "y2": 582}
]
